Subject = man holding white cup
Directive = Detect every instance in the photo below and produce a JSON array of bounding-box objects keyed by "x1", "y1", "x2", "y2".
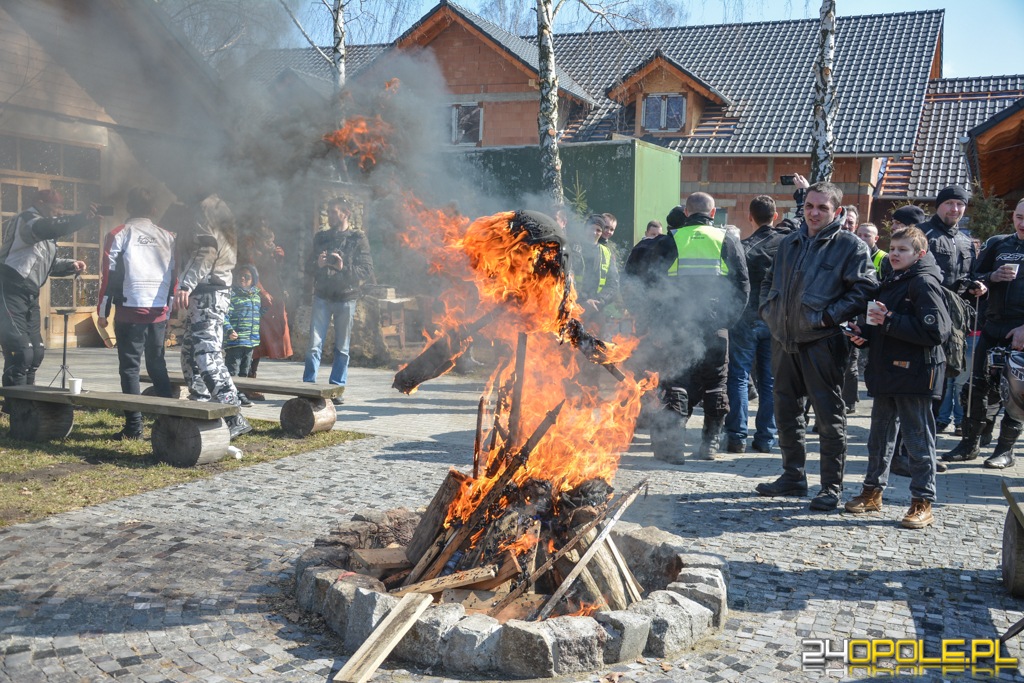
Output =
[{"x1": 943, "y1": 198, "x2": 1024, "y2": 468}]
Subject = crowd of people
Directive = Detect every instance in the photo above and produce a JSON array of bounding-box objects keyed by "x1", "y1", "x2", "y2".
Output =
[
  {"x1": 0, "y1": 188, "x2": 375, "y2": 442},
  {"x1": 586, "y1": 177, "x2": 1024, "y2": 530}
]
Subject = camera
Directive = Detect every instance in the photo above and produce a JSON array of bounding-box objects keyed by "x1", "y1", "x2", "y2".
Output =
[{"x1": 780, "y1": 175, "x2": 796, "y2": 186}]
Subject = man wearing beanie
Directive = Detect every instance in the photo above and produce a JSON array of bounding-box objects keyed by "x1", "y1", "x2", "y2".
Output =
[{"x1": 647, "y1": 193, "x2": 749, "y2": 463}]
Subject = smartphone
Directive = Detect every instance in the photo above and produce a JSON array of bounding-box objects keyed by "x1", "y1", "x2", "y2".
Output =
[
  {"x1": 95, "y1": 204, "x2": 115, "y2": 216},
  {"x1": 780, "y1": 175, "x2": 795, "y2": 186},
  {"x1": 840, "y1": 323, "x2": 857, "y2": 335}
]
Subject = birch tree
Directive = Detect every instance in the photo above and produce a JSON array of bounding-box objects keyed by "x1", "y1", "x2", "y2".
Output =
[
  {"x1": 810, "y1": 0, "x2": 837, "y2": 183},
  {"x1": 537, "y1": 0, "x2": 564, "y2": 206}
]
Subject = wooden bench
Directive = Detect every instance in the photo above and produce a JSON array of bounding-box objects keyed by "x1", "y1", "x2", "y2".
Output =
[
  {"x1": 141, "y1": 373, "x2": 342, "y2": 437},
  {"x1": 1002, "y1": 479, "x2": 1024, "y2": 597},
  {"x1": 0, "y1": 385, "x2": 238, "y2": 467}
]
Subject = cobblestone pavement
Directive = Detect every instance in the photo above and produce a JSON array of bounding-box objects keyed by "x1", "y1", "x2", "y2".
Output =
[{"x1": 2, "y1": 349, "x2": 1024, "y2": 682}]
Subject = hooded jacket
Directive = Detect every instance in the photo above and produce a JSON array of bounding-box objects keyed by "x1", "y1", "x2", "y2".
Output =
[
  {"x1": 0, "y1": 207, "x2": 95, "y2": 291},
  {"x1": 760, "y1": 210, "x2": 878, "y2": 353},
  {"x1": 224, "y1": 265, "x2": 263, "y2": 348},
  {"x1": 860, "y1": 252, "x2": 950, "y2": 398}
]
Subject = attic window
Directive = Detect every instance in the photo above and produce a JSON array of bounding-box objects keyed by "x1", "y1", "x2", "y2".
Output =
[
  {"x1": 451, "y1": 104, "x2": 482, "y2": 145},
  {"x1": 642, "y1": 94, "x2": 685, "y2": 132}
]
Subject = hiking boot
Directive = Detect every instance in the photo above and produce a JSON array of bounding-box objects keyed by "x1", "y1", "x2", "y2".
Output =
[
  {"x1": 725, "y1": 438, "x2": 746, "y2": 454},
  {"x1": 755, "y1": 476, "x2": 808, "y2": 497},
  {"x1": 809, "y1": 488, "x2": 842, "y2": 511},
  {"x1": 693, "y1": 418, "x2": 724, "y2": 460},
  {"x1": 226, "y1": 414, "x2": 253, "y2": 439},
  {"x1": 901, "y1": 499, "x2": 934, "y2": 529},
  {"x1": 984, "y1": 425, "x2": 1022, "y2": 469},
  {"x1": 844, "y1": 486, "x2": 883, "y2": 513},
  {"x1": 941, "y1": 419, "x2": 984, "y2": 462}
]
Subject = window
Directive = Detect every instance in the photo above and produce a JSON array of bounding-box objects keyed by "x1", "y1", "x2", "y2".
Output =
[
  {"x1": 642, "y1": 94, "x2": 686, "y2": 132},
  {"x1": 451, "y1": 104, "x2": 482, "y2": 145}
]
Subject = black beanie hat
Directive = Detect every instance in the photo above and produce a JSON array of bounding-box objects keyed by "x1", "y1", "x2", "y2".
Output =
[
  {"x1": 666, "y1": 205, "x2": 687, "y2": 229},
  {"x1": 891, "y1": 205, "x2": 926, "y2": 226},
  {"x1": 935, "y1": 185, "x2": 970, "y2": 207}
]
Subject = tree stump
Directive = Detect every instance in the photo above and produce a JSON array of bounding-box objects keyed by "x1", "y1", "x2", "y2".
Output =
[
  {"x1": 281, "y1": 397, "x2": 336, "y2": 437},
  {"x1": 152, "y1": 416, "x2": 230, "y2": 467},
  {"x1": 1003, "y1": 509, "x2": 1024, "y2": 597},
  {"x1": 8, "y1": 400, "x2": 74, "y2": 441}
]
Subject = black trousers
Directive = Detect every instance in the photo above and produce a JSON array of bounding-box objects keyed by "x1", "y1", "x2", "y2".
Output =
[
  {"x1": 115, "y1": 320, "x2": 171, "y2": 432},
  {"x1": 772, "y1": 334, "x2": 851, "y2": 492},
  {"x1": 663, "y1": 329, "x2": 730, "y2": 423},
  {"x1": 964, "y1": 324, "x2": 1023, "y2": 430},
  {"x1": 0, "y1": 280, "x2": 43, "y2": 386}
]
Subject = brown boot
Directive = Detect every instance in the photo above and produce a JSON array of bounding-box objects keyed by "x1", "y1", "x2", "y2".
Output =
[
  {"x1": 900, "y1": 499, "x2": 934, "y2": 529},
  {"x1": 844, "y1": 486, "x2": 883, "y2": 513}
]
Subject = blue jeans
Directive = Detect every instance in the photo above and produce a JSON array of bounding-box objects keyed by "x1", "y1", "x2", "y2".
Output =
[
  {"x1": 865, "y1": 394, "x2": 937, "y2": 501},
  {"x1": 725, "y1": 319, "x2": 776, "y2": 446},
  {"x1": 937, "y1": 335, "x2": 976, "y2": 425},
  {"x1": 303, "y1": 297, "x2": 356, "y2": 386}
]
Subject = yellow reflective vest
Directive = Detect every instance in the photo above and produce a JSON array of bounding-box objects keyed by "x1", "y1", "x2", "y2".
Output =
[
  {"x1": 667, "y1": 224, "x2": 729, "y2": 277},
  {"x1": 872, "y1": 248, "x2": 887, "y2": 274}
]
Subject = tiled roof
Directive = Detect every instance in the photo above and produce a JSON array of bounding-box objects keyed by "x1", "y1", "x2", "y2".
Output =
[
  {"x1": 236, "y1": 43, "x2": 388, "y2": 92},
  {"x1": 877, "y1": 75, "x2": 1024, "y2": 199},
  {"x1": 554, "y1": 10, "x2": 943, "y2": 155}
]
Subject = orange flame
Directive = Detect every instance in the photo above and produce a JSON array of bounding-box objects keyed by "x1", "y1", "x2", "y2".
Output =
[
  {"x1": 323, "y1": 115, "x2": 394, "y2": 171},
  {"x1": 565, "y1": 600, "x2": 603, "y2": 617},
  {"x1": 498, "y1": 532, "x2": 540, "y2": 556}
]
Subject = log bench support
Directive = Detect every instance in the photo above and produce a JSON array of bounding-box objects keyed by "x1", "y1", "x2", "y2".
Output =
[
  {"x1": 0, "y1": 386, "x2": 237, "y2": 468},
  {"x1": 1002, "y1": 480, "x2": 1024, "y2": 597},
  {"x1": 280, "y1": 397, "x2": 336, "y2": 438}
]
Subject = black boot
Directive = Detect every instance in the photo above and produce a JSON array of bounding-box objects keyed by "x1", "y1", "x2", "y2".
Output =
[
  {"x1": 941, "y1": 419, "x2": 984, "y2": 462},
  {"x1": 694, "y1": 417, "x2": 724, "y2": 461},
  {"x1": 980, "y1": 419, "x2": 996, "y2": 447},
  {"x1": 651, "y1": 387, "x2": 687, "y2": 464},
  {"x1": 984, "y1": 425, "x2": 1023, "y2": 469}
]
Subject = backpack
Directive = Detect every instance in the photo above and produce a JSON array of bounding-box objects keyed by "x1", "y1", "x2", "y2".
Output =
[{"x1": 941, "y1": 287, "x2": 973, "y2": 376}]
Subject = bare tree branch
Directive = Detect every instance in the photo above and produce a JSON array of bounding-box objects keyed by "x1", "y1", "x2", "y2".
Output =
[{"x1": 275, "y1": 0, "x2": 335, "y2": 69}]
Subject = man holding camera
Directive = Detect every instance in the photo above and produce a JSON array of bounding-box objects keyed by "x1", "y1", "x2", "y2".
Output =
[
  {"x1": 0, "y1": 189, "x2": 97, "y2": 386},
  {"x1": 943, "y1": 197, "x2": 1024, "y2": 468},
  {"x1": 303, "y1": 197, "x2": 374, "y2": 403}
]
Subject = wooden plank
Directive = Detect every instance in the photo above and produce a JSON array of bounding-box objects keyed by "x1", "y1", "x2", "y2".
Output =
[
  {"x1": 141, "y1": 373, "x2": 344, "y2": 399},
  {"x1": 1002, "y1": 479, "x2": 1024, "y2": 531},
  {"x1": 351, "y1": 548, "x2": 413, "y2": 578},
  {"x1": 331, "y1": 592, "x2": 433, "y2": 683},
  {"x1": 405, "y1": 469, "x2": 470, "y2": 567},
  {"x1": 0, "y1": 387, "x2": 236, "y2": 419},
  {"x1": 392, "y1": 565, "x2": 498, "y2": 597},
  {"x1": 440, "y1": 589, "x2": 546, "y2": 622},
  {"x1": 464, "y1": 551, "x2": 520, "y2": 592},
  {"x1": 604, "y1": 537, "x2": 644, "y2": 603}
]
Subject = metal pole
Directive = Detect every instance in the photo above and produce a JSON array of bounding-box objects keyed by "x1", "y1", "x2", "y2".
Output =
[{"x1": 60, "y1": 312, "x2": 69, "y2": 389}]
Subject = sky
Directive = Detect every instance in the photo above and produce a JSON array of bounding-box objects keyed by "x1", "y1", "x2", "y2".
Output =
[{"x1": 333, "y1": 0, "x2": 1024, "y2": 79}]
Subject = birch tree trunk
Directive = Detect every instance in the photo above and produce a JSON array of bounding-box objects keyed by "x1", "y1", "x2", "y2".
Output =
[
  {"x1": 810, "y1": 0, "x2": 837, "y2": 183},
  {"x1": 536, "y1": 0, "x2": 564, "y2": 207},
  {"x1": 333, "y1": 0, "x2": 346, "y2": 94}
]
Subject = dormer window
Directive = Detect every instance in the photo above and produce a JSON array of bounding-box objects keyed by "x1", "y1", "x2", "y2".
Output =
[{"x1": 643, "y1": 94, "x2": 686, "y2": 132}]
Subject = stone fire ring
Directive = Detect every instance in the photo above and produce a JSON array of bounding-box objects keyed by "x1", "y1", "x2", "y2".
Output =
[{"x1": 294, "y1": 509, "x2": 729, "y2": 679}]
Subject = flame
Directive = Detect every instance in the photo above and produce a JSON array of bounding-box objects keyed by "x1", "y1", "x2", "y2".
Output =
[
  {"x1": 498, "y1": 532, "x2": 540, "y2": 556},
  {"x1": 323, "y1": 115, "x2": 394, "y2": 171},
  {"x1": 565, "y1": 600, "x2": 603, "y2": 617},
  {"x1": 321, "y1": 81, "x2": 655, "y2": 536}
]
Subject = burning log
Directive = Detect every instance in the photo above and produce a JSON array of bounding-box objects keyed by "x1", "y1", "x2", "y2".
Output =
[
  {"x1": 392, "y1": 309, "x2": 500, "y2": 394},
  {"x1": 405, "y1": 469, "x2": 471, "y2": 567}
]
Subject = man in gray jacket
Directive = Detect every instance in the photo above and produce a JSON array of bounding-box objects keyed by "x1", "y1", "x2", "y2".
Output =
[
  {"x1": 0, "y1": 189, "x2": 98, "y2": 386},
  {"x1": 755, "y1": 182, "x2": 878, "y2": 510}
]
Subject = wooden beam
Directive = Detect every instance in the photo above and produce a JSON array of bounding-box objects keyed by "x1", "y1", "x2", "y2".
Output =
[
  {"x1": 351, "y1": 548, "x2": 413, "y2": 579},
  {"x1": 392, "y1": 565, "x2": 498, "y2": 597},
  {"x1": 331, "y1": 592, "x2": 434, "y2": 683}
]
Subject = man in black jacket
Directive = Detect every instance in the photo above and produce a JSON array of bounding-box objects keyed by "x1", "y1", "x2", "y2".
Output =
[
  {"x1": 755, "y1": 181, "x2": 878, "y2": 510},
  {"x1": 724, "y1": 195, "x2": 791, "y2": 454},
  {"x1": 944, "y1": 198, "x2": 1024, "y2": 468},
  {"x1": 302, "y1": 197, "x2": 375, "y2": 403}
]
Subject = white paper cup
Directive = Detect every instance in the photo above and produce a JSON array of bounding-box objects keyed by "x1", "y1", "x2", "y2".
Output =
[
  {"x1": 866, "y1": 300, "x2": 884, "y2": 325},
  {"x1": 1008, "y1": 263, "x2": 1020, "y2": 278},
  {"x1": 68, "y1": 378, "x2": 82, "y2": 394}
]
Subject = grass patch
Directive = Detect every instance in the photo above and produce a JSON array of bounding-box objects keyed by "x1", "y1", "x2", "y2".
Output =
[{"x1": 0, "y1": 408, "x2": 365, "y2": 528}]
